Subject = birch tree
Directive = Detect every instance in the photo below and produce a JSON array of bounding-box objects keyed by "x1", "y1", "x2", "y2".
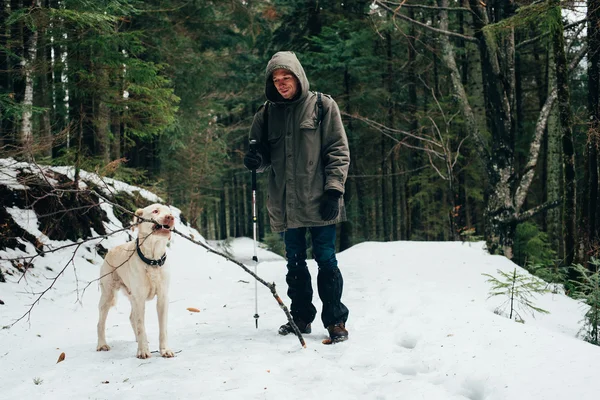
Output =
[
  {"x1": 374, "y1": 0, "x2": 586, "y2": 259},
  {"x1": 19, "y1": 0, "x2": 41, "y2": 157}
]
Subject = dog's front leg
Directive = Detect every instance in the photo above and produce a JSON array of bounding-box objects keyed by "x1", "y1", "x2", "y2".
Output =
[
  {"x1": 97, "y1": 281, "x2": 116, "y2": 352},
  {"x1": 130, "y1": 296, "x2": 151, "y2": 359},
  {"x1": 157, "y1": 292, "x2": 174, "y2": 357}
]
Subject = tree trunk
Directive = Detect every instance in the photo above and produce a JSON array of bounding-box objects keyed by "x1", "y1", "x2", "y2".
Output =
[
  {"x1": 455, "y1": 0, "x2": 470, "y2": 238},
  {"x1": 226, "y1": 181, "x2": 233, "y2": 238},
  {"x1": 19, "y1": 0, "x2": 40, "y2": 157},
  {"x1": 405, "y1": 7, "x2": 419, "y2": 240},
  {"x1": 95, "y1": 101, "x2": 111, "y2": 164},
  {"x1": 380, "y1": 29, "x2": 393, "y2": 241},
  {"x1": 546, "y1": 73, "x2": 563, "y2": 257},
  {"x1": 1, "y1": 0, "x2": 13, "y2": 146},
  {"x1": 110, "y1": 111, "x2": 122, "y2": 160},
  {"x1": 50, "y1": 3, "x2": 68, "y2": 157},
  {"x1": 582, "y1": 0, "x2": 600, "y2": 261},
  {"x1": 551, "y1": 2, "x2": 577, "y2": 270},
  {"x1": 36, "y1": 2, "x2": 52, "y2": 158},
  {"x1": 342, "y1": 65, "x2": 364, "y2": 243},
  {"x1": 219, "y1": 187, "x2": 227, "y2": 240}
]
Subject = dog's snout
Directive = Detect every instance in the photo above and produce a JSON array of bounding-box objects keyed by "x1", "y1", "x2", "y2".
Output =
[{"x1": 165, "y1": 215, "x2": 174, "y2": 222}]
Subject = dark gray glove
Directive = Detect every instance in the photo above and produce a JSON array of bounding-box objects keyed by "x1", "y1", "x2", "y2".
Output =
[
  {"x1": 243, "y1": 151, "x2": 262, "y2": 170},
  {"x1": 319, "y1": 190, "x2": 342, "y2": 221}
]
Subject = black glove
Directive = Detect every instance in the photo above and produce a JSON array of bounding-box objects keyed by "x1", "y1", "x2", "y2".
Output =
[
  {"x1": 243, "y1": 150, "x2": 263, "y2": 171},
  {"x1": 319, "y1": 190, "x2": 342, "y2": 221}
]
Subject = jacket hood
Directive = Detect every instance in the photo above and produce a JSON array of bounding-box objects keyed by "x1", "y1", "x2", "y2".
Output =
[{"x1": 265, "y1": 51, "x2": 309, "y2": 103}]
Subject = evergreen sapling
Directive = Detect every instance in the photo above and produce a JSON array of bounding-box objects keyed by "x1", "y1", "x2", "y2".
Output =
[
  {"x1": 571, "y1": 258, "x2": 600, "y2": 345},
  {"x1": 483, "y1": 268, "x2": 550, "y2": 322}
]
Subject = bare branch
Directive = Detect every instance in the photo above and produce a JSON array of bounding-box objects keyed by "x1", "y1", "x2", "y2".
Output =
[
  {"x1": 374, "y1": 0, "x2": 479, "y2": 43},
  {"x1": 426, "y1": 145, "x2": 449, "y2": 180},
  {"x1": 514, "y1": 199, "x2": 562, "y2": 223},
  {"x1": 348, "y1": 165, "x2": 428, "y2": 178},
  {"x1": 378, "y1": 1, "x2": 475, "y2": 14},
  {"x1": 341, "y1": 111, "x2": 441, "y2": 148},
  {"x1": 516, "y1": 19, "x2": 587, "y2": 50},
  {"x1": 171, "y1": 228, "x2": 306, "y2": 348},
  {"x1": 3, "y1": 185, "x2": 308, "y2": 347},
  {"x1": 9, "y1": 243, "x2": 83, "y2": 326}
]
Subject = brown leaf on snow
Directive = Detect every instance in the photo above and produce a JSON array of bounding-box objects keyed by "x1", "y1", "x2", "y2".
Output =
[
  {"x1": 56, "y1": 352, "x2": 65, "y2": 363},
  {"x1": 187, "y1": 307, "x2": 200, "y2": 313}
]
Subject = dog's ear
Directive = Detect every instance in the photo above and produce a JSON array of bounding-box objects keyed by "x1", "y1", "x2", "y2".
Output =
[{"x1": 132, "y1": 208, "x2": 144, "y2": 231}]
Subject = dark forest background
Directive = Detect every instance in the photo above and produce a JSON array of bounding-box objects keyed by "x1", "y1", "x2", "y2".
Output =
[{"x1": 1, "y1": 0, "x2": 599, "y2": 278}]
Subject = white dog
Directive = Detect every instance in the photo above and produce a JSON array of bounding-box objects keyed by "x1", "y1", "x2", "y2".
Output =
[{"x1": 96, "y1": 203, "x2": 175, "y2": 358}]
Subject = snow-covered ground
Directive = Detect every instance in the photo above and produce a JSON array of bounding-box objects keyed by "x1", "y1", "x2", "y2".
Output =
[{"x1": 1, "y1": 164, "x2": 599, "y2": 399}]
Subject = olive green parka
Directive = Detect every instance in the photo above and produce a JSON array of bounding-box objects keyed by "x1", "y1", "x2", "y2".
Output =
[{"x1": 249, "y1": 51, "x2": 350, "y2": 233}]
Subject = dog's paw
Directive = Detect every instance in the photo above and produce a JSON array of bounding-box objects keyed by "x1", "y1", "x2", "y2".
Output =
[
  {"x1": 97, "y1": 343, "x2": 111, "y2": 351},
  {"x1": 137, "y1": 347, "x2": 152, "y2": 359},
  {"x1": 160, "y1": 348, "x2": 175, "y2": 358}
]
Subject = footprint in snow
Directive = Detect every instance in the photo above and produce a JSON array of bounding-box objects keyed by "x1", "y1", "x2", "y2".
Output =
[
  {"x1": 460, "y1": 377, "x2": 489, "y2": 400},
  {"x1": 397, "y1": 333, "x2": 419, "y2": 349}
]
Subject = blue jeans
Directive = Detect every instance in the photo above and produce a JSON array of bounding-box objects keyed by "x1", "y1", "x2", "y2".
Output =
[{"x1": 282, "y1": 225, "x2": 349, "y2": 328}]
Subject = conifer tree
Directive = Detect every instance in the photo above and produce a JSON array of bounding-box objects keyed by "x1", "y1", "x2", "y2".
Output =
[
  {"x1": 571, "y1": 259, "x2": 600, "y2": 345},
  {"x1": 483, "y1": 268, "x2": 550, "y2": 322}
]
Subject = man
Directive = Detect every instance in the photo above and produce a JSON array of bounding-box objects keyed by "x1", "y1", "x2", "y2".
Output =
[{"x1": 243, "y1": 51, "x2": 350, "y2": 343}]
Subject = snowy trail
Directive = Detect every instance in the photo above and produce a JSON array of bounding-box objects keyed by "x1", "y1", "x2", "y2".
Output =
[{"x1": 1, "y1": 220, "x2": 599, "y2": 399}]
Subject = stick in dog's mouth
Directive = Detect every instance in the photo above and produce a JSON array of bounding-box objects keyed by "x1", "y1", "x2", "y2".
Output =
[{"x1": 152, "y1": 223, "x2": 173, "y2": 232}]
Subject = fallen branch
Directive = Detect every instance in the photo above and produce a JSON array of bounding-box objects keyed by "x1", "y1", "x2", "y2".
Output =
[
  {"x1": 7, "y1": 242, "x2": 84, "y2": 327},
  {"x1": 2, "y1": 180, "x2": 306, "y2": 347},
  {"x1": 171, "y1": 228, "x2": 306, "y2": 348}
]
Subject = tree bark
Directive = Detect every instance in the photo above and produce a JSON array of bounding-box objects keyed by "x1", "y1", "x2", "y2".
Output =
[
  {"x1": 582, "y1": 0, "x2": 600, "y2": 261},
  {"x1": 37, "y1": 1, "x2": 52, "y2": 158},
  {"x1": 551, "y1": 1, "x2": 577, "y2": 270},
  {"x1": 0, "y1": 0, "x2": 13, "y2": 146},
  {"x1": 19, "y1": 0, "x2": 40, "y2": 157}
]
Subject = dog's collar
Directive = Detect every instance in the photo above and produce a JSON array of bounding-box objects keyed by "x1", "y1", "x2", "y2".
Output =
[{"x1": 136, "y1": 238, "x2": 167, "y2": 267}]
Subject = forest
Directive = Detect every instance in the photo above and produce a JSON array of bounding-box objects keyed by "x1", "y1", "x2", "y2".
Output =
[{"x1": 1, "y1": 0, "x2": 599, "y2": 278}]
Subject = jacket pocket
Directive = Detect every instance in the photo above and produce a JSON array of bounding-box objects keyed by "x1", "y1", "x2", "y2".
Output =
[
  {"x1": 299, "y1": 120, "x2": 317, "y2": 130},
  {"x1": 268, "y1": 129, "x2": 282, "y2": 144}
]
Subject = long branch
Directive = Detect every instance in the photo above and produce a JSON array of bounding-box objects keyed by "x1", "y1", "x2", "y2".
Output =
[
  {"x1": 171, "y1": 228, "x2": 306, "y2": 348},
  {"x1": 341, "y1": 111, "x2": 441, "y2": 148},
  {"x1": 514, "y1": 199, "x2": 562, "y2": 223},
  {"x1": 8, "y1": 243, "x2": 83, "y2": 326},
  {"x1": 3, "y1": 196, "x2": 307, "y2": 348},
  {"x1": 378, "y1": 1, "x2": 475, "y2": 14},
  {"x1": 10, "y1": 233, "x2": 155, "y2": 327},
  {"x1": 516, "y1": 19, "x2": 587, "y2": 50},
  {"x1": 374, "y1": 0, "x2": 479, "y2": 43}
]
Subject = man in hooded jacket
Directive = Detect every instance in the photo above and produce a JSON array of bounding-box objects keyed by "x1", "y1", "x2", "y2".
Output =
[{"x1": 243, "y1": 51, "x2": 350, "y2": 342}]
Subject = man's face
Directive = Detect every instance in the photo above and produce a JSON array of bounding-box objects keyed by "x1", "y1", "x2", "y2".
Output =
[{"x1": 272, "y1": 69, "x2": 299, "y2": 100}]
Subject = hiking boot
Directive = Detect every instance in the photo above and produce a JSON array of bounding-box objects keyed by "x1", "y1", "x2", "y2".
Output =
[
  {"x1": 327, "y1": 322, "x2": 348, "y2": 342},
  {"x1": 278, "y1": 319, "x2": 312, "y2": 335}
]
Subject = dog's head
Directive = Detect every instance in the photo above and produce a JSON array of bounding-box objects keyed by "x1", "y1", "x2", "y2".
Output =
[{"x1": 132, "y1": 204, "x2": 175, "y2": 239}]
